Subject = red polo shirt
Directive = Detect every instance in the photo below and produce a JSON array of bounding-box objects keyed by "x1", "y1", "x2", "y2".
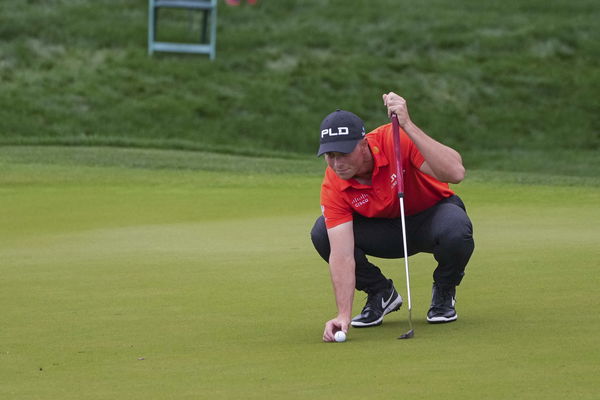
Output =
[{"x1": 320, "y1": 123, "x2": 454, "y2": 229}]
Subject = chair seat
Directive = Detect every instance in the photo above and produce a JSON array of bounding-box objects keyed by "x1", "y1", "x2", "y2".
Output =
[
  {"x1": 152, "y1": 42, "x2": 213, "y2": 54},
  {"x1": 154, "y1": 0, "x2": 215, "y2": 10}
]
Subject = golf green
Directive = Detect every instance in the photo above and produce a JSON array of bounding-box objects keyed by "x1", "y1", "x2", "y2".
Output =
[{"x1": 1, "y1": 147, "x2": 598, "y2": 399}]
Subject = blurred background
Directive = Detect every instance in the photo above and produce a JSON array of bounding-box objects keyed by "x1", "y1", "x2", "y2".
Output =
[{"x1": 1, "y1": 0, "x2": 598, "y2": 176}]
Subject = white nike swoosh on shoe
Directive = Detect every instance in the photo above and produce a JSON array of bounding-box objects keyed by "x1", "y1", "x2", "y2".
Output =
[{"x1": 381, "y1": 291, "x2": 394, "y2": 309}]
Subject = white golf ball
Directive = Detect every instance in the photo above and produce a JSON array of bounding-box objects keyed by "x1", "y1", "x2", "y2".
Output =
[{"x1": 334, "y1": 331, "x2": 346, "y2": 342}]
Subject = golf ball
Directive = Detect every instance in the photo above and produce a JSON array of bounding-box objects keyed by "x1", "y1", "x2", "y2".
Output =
[{"x1": 334, "y1": 331, "x2": 346, "y2": 342}]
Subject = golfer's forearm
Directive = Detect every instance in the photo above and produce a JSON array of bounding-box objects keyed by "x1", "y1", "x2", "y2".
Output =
[
  {"x1": 328, "y1": 254, "x2": 355, "y2": 320},
  {"x1": 403, "y1": 120, "x2": 465, "y2": 183}
]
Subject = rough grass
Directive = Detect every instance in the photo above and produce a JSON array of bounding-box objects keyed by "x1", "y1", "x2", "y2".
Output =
[
  {"x1": 1, "y1": 146, "x2": 599, "y2": 399},
  {"x1": 0, "y1": 0, "x2": 598, "y2": 175}
]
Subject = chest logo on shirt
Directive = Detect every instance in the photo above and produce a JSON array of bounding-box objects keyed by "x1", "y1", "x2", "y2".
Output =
[
  {"x1": 351, "y1": 193, "x2": 369, "y2": 208},
  {"x1": 391, "y1": 173, "x2": 398, "y2": 188}
]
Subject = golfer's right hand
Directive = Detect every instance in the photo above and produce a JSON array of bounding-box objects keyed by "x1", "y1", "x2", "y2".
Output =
[
  {"x1": 383, "y1": 92, "x2": 411, "y2": 127},
  {"x1": 323, "y1": 317, "x2": 349, "y2": 342}
]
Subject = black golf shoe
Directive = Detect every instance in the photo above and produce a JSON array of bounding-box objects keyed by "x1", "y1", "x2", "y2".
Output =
[
  {"x1": 351, "y1": 280, "x2": 403, "y2": 328},
  {"x1": 427, "y1": 283, "x2": 458, "y2": 323}
]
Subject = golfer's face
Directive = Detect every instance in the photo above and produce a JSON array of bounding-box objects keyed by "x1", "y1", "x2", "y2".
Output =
[{"x1": 324, "y1": 144, "x2": 363, "y2": 180}]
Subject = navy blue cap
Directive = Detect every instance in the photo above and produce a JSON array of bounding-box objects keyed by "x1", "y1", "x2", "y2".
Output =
[{"x1": 317, "y1": 110, "x2": 366, "y2": 156}]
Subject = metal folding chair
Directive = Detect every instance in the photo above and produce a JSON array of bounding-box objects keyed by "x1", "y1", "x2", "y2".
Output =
[{"x1": 148, "y1": 0, "x2": 217, "y2": 60}]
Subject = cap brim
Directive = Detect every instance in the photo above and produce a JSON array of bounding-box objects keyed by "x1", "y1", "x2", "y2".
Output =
[{"x1": 317, "y1": 139, "x2": 361, "y2": 157}]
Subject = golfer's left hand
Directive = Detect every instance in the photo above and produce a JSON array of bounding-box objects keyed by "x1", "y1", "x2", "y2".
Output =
[{"x1": 383, "y1": 92, "x2": 411, "y2": 127}]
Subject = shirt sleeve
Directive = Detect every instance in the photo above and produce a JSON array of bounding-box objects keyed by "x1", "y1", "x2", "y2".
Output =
[
  {"x1": 406, "y1": 130, "x2": 425, "y2": 169},
  {"x1": 380, "y1": 123, "x2": 425, "y2": 170},
  {"x1": 320, "y1": 174, "x2": 353, "y2": 229}
]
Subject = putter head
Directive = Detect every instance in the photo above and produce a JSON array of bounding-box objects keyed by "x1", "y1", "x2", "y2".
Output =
[{"x1": 398, "y1": 329, "x2": 414, "y2": 340}]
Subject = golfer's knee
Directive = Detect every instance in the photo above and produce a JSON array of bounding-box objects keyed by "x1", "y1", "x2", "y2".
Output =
[
  {"x1": 435, "y1": 218, "x2": 474, "y2": 286},
  {"x1": 310, "y1": 216, "x2": 330, "y2": 261},
  {"x1": 439, "y1": 215, "x2": 474, "y2": 254}
]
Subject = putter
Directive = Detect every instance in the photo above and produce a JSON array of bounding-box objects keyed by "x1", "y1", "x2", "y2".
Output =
[{"x1": 391, "y1": 114, "x2": 415, "y2": 340}]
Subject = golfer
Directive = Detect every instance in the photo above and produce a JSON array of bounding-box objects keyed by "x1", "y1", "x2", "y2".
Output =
[{"x1": 311, "y1": 92, "x2": 475, "y2": 342}]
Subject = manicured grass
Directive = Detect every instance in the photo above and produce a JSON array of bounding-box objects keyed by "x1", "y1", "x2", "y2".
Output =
[
  {"x1": 0, "y1": 0, "x2": 598, "y2": 175},
  {"x1": 1, "y1": 0, "x2": 597, "y2": 396},
  {"x1": 1, "y1": 147, "x2": 599, "y2": 399}
]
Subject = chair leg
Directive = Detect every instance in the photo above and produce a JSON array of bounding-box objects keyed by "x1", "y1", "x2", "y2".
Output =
[
  {"x1": 148, "y1": 1, "x2": 155, "y2": 54},
  {"x1": 210, "y1": 6, "x2": 217, "y2": 60}
]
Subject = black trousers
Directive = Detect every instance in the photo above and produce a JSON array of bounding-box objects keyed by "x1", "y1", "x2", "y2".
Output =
[{"x1": 310, "y1": 195, "x2": 475, "y2": 294}]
